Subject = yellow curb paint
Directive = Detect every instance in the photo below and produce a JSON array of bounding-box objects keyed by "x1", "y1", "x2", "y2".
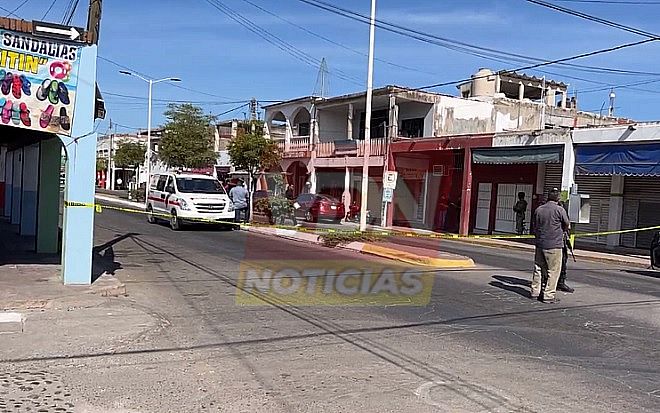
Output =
[{"x1": 361, "y1": 244, "x2": 475, "y2": 268}]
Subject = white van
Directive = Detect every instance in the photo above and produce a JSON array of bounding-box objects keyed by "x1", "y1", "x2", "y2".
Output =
[{"x1": 146, "y1": 172, "x2": 235, "y2": 230}]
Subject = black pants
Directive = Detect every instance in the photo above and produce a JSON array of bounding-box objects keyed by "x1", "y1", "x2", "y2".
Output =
[{"x1": 559, "y1": 245, "x2": 568, "y2": 286}]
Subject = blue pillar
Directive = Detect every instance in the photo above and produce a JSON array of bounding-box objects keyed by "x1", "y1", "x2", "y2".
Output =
[
  {"x1": 59, "y1": 45, "x2": 98, "y2": 285},
  {"x1": 20, "y1": 143, "x2": 40, "y2": 237},
  {"x1": 11, "y1": 149, "x2": 22, "y2": 226}
]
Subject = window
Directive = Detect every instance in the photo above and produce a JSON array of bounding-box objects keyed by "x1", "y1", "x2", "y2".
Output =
[
  {"x1": 359, "y1": 109, "x2": 388, "y2": 139},
  {"x1": 400, "y1": 118, "x2": 424, "y2": 138},
  {"x1": 164, "y1": 177, "x2": 175, "y2": 193},
  {"x1": 175, "y1": 177, "x2": 226, "y2": 194},
  {"x1": 297, "y1": 122, "x2": 311, "y2": 136},
  {"x1": 156, "y1": 175, "x2": 168, "y2": 191}
]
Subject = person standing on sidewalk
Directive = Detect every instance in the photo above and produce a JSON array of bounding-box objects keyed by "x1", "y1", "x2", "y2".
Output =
[
  {"x1": 531, "y1": 189, "x2": 570, "y2": 304},
  {"x1": 513, "y1": 192, "x2": 528, "y2": 235},
  {"x1": 558, "y1": 200, "x2": 575, "y2": 293},
  {"x1": 229, "y1": 179, "x2": 249, "y2": 224},
  {"x1": 283, "y1": 184, "x2": 298, "y2": 226}
]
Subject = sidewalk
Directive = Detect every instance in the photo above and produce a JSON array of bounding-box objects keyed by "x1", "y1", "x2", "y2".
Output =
[{"x1": 385, "y1": 226, "x2": 652, "y2": 268}]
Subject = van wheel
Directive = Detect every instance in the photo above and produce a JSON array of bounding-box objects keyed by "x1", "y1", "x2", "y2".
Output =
[
  {"x1": 170, "y1": 210, "x2": 182, "y2": 231},
  {"x1": 146, "y1": 205, "x2": 156, "y2": 224}
]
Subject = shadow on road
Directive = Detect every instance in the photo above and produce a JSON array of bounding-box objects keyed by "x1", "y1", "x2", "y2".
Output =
[
  {"x1": 621, "y1": 269, "x2": 660, "y2": 279},
  {"x1": 490, "y1": 275, "x2": 532, "y2": 299},
  {"x1": 92, "y1": 232, "x2": 139, "y2": 283}
]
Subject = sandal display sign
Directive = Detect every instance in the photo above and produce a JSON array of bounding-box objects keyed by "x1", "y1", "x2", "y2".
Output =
[{"x1": 0, "y1": 29, "x2": 81, "y2": 136}]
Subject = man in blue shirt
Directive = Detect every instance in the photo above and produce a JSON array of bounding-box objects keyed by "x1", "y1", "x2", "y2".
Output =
[{"x1": 229, "y1": 179, "x2": 249, "y2": 224}]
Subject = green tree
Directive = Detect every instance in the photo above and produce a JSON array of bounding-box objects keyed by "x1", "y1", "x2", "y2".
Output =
[
  {"x1": 96, "y1": 157, "x2": 107, "y2": 172},
  {"x1": 227, "y1": 124, "x2": 282, "y2": 193},
  {"x1": 113, "y1": 142, "x2": 146, "y2": 168},
  {"x1": 159, "y1": 103, "x2": 217, "y2": 168}
]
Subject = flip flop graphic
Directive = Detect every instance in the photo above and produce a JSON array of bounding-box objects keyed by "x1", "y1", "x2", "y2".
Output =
[
  {"x1": 19, "y1": 102, "x2": 31, "y2": 127},
  {"x1": 11, "y1": 75, "x2": 22, "y2": 99},
  {"x1": 11, "y1": 102, "x2": 20, "y2": 125},
  {"x1": 48, "y1": 80, "x2": 59, "y2": 105},
  {"x1": 57, "y1": 82, "x2": 70, "y2": 105},
  {"x1": 36, "y1": 79, "x2": 51, "y2": 101},
  {"x1": 2, "y1": 99, "x2": 12, "y2": 124},
  {"x1": 40, "y1": 104, "x2": 54, "y2": 129},
  {"x1": 59, "y1": 107, "x2": 70, "y2": 131},
  {"x1": 19, "y1": 75, "x2": 31, "y2": 96},
  {"x1": 1, "y1": 73, "x2": 12, "y2": 96}
]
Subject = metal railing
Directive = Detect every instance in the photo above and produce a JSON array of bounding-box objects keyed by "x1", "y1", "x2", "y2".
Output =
[{"x1": 276, "y1": 137, "x2": 386, "y2": 158}]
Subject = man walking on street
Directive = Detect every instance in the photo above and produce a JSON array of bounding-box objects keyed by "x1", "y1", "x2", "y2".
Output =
[
  {"x1": 229, "y1": 179, "x2": 249, "y2": 224},
  {"x1": 531, "y1": 189, "x2": 571, "y2": 304}
]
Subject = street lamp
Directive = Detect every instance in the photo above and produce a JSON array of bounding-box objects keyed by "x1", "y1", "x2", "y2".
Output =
[
  {"x1": 119, "y1": 70, "x2": 181, "y2": 206},
  {"x1": 360, "y1": 0, "x2": 377, "y2": 232}
]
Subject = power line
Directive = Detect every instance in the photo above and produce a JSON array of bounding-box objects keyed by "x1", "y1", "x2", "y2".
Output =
[
  {"x1": 524, "y1": 0, "x2": 660, "y2": 39},
  {"x1": 4, "y1": 0, "x2": 31, "y2": 17},
  {"x1": 63, "y1": 0, "x2": 81, "y2": 25},
  {"x1": 60, "y1": 0, "x2": 75, "y2": 23},
  {"x1": 103, "y1": 91, "x2": 251, "y2": 105},
  {"x1": 237, "y1": 0, "x2": 438, "y2": 77},
  {"x1": 42, "y1": 0, "x2": 60, "y2": 20},
  {"x1": 201, "y1": 0, "x2": 363, "y2": 86},
  {"x1": 216, "y1": 103, "x2": 250, "y2": 117},
  {"x1": 296, "y1": 0, "x2": 660, "y2": 77},
  {"x1": 552, "y1": 0, "x2": 660, "y2": 4}
]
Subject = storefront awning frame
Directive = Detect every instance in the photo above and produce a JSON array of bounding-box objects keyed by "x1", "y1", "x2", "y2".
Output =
[{"x1": 472, "y1": 145, "x2": 564, "y2": 165}]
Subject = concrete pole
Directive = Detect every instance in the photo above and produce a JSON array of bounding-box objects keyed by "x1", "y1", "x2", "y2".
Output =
[
  {"x1": 518, "y1": 82, "x2": 525, "y2": 101},
  {"x1": 360, "y1": 0, "x2": 377, "y2": 232},
  {"x1": 347, "y1": 103, "x2": 354, "y2": 140}
]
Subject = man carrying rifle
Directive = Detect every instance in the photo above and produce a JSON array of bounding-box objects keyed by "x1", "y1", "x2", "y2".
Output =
[{"x1": 559, "y1": 215, "x2": 576, "y2": 293}]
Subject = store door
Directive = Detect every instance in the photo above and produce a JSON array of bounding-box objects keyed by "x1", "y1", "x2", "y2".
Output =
[
  {"x1": 494, "y1": 183, "x2": 533, "y2": 234},
  {"x1": 474, "y1": 183, "x2": 492, "y2": 232}
]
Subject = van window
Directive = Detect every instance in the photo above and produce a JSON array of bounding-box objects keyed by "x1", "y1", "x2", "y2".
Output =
[
  {"x1": 150, "y1": 175, "x2": 160, "y2": 190},
  {"x1": 156, "y1": 175, "x2": 169, "y2": 191},
  {"x1": 175, "y1": 178, "x2": 226, "y2": 194}
]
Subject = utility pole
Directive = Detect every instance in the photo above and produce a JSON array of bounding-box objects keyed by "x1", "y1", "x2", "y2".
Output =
[
  {"x1": 360, "y1": 0, "x2": 377, "y2": 232},
  {"x1": 106, "y1": 120, "x2": 114, "y2": 190},
  {"x1": 86, "y1": 0, "x2": 102, "y2": 44},
  {"x1": 540, "y1": 76, "x2": 546, "y2": 130},
  {"x1": 608, "y1": 89, "x2": 616, "y2": 117},
  {"x1": 249, "y1": 98, "x2": 257, "y2": 121}
]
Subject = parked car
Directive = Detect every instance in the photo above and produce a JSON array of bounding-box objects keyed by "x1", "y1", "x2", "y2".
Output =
[
  {"x1": 146, "y1": 172, "x2": 235, "y2": 230},
  {"x1": 295, "y1": 194, "x2": 345, "y2": 223}
]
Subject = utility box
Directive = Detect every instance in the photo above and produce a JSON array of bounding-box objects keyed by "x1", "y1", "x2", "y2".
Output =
[{"x1": 569, "y1": 193, "x2": 590, "y2": 224}]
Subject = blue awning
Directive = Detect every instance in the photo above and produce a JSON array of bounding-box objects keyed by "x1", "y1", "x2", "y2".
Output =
[{"x1": 576, "y1": 143, "x2": 660, "y2": 176}]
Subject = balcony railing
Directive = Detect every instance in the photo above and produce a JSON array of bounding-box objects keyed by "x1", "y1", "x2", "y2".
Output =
[
  {"x1": 317, "y1": 138, "x2": 386, "y2": 157},
  {"x1": 276, "y1": 137, "x2": 386, "y2": 158}
]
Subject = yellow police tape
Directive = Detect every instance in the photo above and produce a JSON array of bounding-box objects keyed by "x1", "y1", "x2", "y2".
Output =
[{"x1": 64, "y1": 200, "x2": 660, "y2": 241}]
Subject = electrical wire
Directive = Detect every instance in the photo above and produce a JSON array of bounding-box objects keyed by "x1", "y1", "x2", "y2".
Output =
[
  {"x1": 296, "y1": 0, "x2": 660, "y2": 77},
  {"x1": 42, "y1": 0, "x2": 59, "y2": 20},
  {"x1": 63, "y1": 0, "x2": 81, "y2": 25},
  {"x1": 103, "y1": 91, "x2": 250, "y2": 105},
  {"x1": 4, "y1": 0, "x2": 31, "y2": 17},
  {"x1": 216, "y1": 103, "x2": 250, "y2": 117},
  {"x1": 551, "y1": 0, "x2": 660, "y2": 5},
  {"x1": 202, "y1": 0, "x2": 363, "y2": 87},
  {"x1": 237, "y1": 0, "x2": 437, "y2": 77}
]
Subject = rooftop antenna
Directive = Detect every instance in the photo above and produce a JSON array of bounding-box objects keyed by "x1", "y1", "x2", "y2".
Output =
[{"x1": 313, "y1": 58, "x2": 330, "y2": 98}]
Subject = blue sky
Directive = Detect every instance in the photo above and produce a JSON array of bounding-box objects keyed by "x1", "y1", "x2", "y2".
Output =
[{"x1": 6, "y1": 0, "x2": 660, "y2": 134}]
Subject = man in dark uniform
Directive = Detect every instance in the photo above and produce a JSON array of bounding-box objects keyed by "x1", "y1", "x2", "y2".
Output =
[{"x1": 558, "y1": 200, "x2": 575, "y2": 293}]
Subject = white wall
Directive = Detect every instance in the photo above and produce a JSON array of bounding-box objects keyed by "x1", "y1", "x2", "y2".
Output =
[
  {"x1": 398, "y1": 102, "x2": 433, "y2": 137},
  {"x1": 573, "y1": 123, "x2": 660, "y2": 143},
  {"x1": 318, "y1": 109, "x2": 348, "y2": 142}
]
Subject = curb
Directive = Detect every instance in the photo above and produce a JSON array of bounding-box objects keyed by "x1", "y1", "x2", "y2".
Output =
[
  {"x1": 447, "y1": 238, "x2": 650, "y2": 268},
  {"x1": 94, "y1": 194, "x2": 144, "y2": 209},
  {"x1": 247, "y1": 227, "x2": 475, "y2": 268}
]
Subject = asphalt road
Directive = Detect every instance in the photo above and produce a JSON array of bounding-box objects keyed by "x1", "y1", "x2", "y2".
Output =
[{"x1": 15, "y1": 206, "x2": 660, "y2": 412}]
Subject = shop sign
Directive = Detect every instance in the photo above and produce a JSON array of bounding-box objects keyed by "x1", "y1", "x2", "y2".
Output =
[
  {"x1": 0, "y1": 29, "x2": 82, "y2": 136},
  {"x1": 398, "y1": 167, "x2": 426, "y2": 180}
]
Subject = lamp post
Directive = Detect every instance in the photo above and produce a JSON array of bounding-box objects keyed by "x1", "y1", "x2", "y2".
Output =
[
  {"x1": 119, "y1": 71, "x2": 181, "y2": 205},
  {"x1": 360, "y1": 0, "x2": 377, "y2": 232}
]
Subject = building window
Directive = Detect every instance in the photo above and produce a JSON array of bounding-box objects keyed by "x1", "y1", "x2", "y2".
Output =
[
  {"x1": 297, "y1": 122, "x2": 310, "y2": 136},
  {"x1": 359, "y1": 109, "x2": 388, "y2": 139},
  {"x1": 400, "y1": 118, "x2": 424, "y2": 138}
]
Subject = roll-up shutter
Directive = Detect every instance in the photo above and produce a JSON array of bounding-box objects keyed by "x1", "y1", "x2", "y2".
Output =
[
  {"x1": 622, "y1": 177, "x2": 660, "y2": 249},
  {"x1": 543, "y1": 163, "x2": 563, "y2": 202},
  {"x1": 574, "y1": 175, "x2": 611, "y2": 244}
]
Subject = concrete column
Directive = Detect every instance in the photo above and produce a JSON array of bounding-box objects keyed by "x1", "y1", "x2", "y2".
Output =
[
  {"x1": 342, "y1": 166, "x2": 351, "y2": 220},
  {"x1": 59, "y1": 45, "x2": 98, "y2": 285},
  {"x1": 459, "y1": 148, "x2": 473, "y2": 236},
  {"x1": 607, "y1": 175, "x2": 624, "y2": 248},
  {"x1": 495, "y1": 75, "x2": 501, "y2": 94},
  {"x1": 37, "y1": 138, "x2": 62, "y2": 254},
  {"x1": 11, "y1": 148, "x2": 23, "y2": 226},
  {"x1": 561, "y1": 136, "x2": 576, "y2": 201},
  {"x1": 561, "y1": 91, "x2": 567, "y2": 109},
  {"x1": 347, "y1": 103, "x2": 354, "y2": 140},
  {"x1": 518, "y1": 82, "x2": 525, "y2": 101},
  {"x1": 388, "y1": 95, "x2": 398, "y2": 139},
  {"x1": 546, "y1": 88, "x2": 556, "y2": 106},
  {"x1": 536, "y1": 163, "x2": 546, "y2": 195},
  {"x1": 20, "y1": 143, "x2": 40, "y2": 237},
  {"x1": 308, "y1": 104, "x2": 318, "y2": 194},
  {"x1": 284, "y1": 118, "x2": 293, "y2": 152},
  {"x1": 3, "y1": 150, "x2": 12, "y2": 219}
]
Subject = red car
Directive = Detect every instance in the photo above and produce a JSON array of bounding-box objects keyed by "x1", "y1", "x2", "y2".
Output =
[{"x1": 295, "y1": 194, "x2": 345, "y2": 223}]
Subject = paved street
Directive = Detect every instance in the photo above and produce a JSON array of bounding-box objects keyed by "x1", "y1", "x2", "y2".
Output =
[{"x1": 2, "y1": 207, "x2": 659, "y2": 412}]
